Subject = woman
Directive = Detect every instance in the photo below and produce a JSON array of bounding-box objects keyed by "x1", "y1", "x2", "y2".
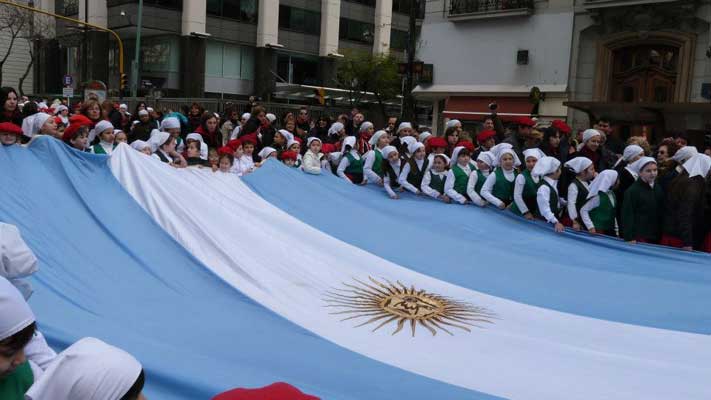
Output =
[
  {"x1": 187, "y1": 102, "x2": 204, "y2": 132},
  {"x1": 0, "y1": 87, "x2": 23, "y2": 126},
  {"x1": 575, "y1": 129, "x2": 618, "y2": 172},
  {"x1": 195, "y1": 112, "x2": 222, "y2": 149},
  {"x1": 132, "y1": 101, "x2": 148, "y2": 122},
  {"x1": 540, "y1": 127, "x2": 562, "y2": 160},
  {"x1": 621, "y1": 157, "x2": 664, "y2": 244},
  {"x1": 443, "y1": 127, "x2": 460, "y2": 157}
]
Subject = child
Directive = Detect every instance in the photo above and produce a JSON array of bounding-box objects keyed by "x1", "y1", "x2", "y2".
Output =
[
  {"x1": 622, "y1": 157, "x2": 664, "y2": 244},
  {"x1": 466, "y1": 151, "x2": 494, "y2": 207},
  {"x1": 426, "y1": 136, "x2": 448, "y2": 165},
  {"x1": 421, "y1": 154, "x2": 451, "y2": 202},
  {"x1": 336, "y1": 136, "x2": 365, "y2": 184},
  {"x1": 512, "y1": 148, "x2": 545, "y2": 219},
  {"x1": 240, "y1": 136, "x2": 257, "y2": 169},
  {"x1": 303, "y1": 137, "x2": 324, "y2": 175},
  {"x1": 60, "y1": 115, "x2": 92, "y2": 151},
  {"x1": 226, "y1": 139, "x2": 250, "y2": 175},
  {"x1": 532, "y1": 156, "x2": 565, "y2": 233},
  {"x1": 363, "y1": 130, "x2": 390, "y2": 185},
  {"x1": 286, "y1": 139, "x2": 302, "y2": 168},
  {"x1": 0, "y1": 122, "x2": 21, "y2": 147},
  {"x1": 399, "y1": 136, "x2": 417, "y2": 160},
  {"x1": 161, "y1": 117, "x2": 184, "y2": 153},
  {"x1": 614, "y1": 144, "x2": 645, "y2": 224},
  {"x1": 208, "y1": 148, "x2": 220, "y2": 168},
  {"x1": 381, "y1": 145, "x2": 403, "y2": 199},
  {"x1": 130, "y1": 140, "x2": 153, "y2": 156},
  {"x1": 581, "y1": 170, "x2": 619, "y2": 236},
  {"x1": 257, "y1": 147, "x2": 278, "y2": 166},
  {"x1": 481, "y1": 148, "x2": 520, "y2": 209},
  {"x1": 398, "y1": 142, "x2": 428, "y2": 194},
  {"x1": 90, "y1": 120, "x2": 116, "y2": 155},
  {"x1": 444, "y1": 146, "x2": 476, "y2": 205},
  {"x1": 475, "y1": 129, "x2": 497, "y2": 155},
  {"x1": 152, "y1": 131, "x2": 188, "y2": 168},
  {"x1": 280, "y1": 150, "x2": 298, "y2": 167},
  {"x1": 114, "y1": 130, "x2": 128, "y2": 145},
  {"x1": 184, "y1": 141, "x2": 209, "y2": 166},
  {"x1": 564, "y1": 156, "x2": 595, "y2": 230},
  {"x1": 214, "y1": 147, "x2": 234, "y2": 173}
]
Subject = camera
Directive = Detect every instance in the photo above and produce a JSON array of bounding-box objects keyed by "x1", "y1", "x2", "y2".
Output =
[{"x1": 488, "y1": 102, "x2": 498, "y2": 111}]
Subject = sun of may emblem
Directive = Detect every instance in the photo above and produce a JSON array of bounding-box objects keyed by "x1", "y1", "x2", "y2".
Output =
[{"x1": 324, "y1": 277, "x2": 495, "y2": 337}]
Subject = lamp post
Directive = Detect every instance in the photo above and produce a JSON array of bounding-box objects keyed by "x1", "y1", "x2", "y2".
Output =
[{"x1": 131, "y1": 0, "x2": 144, "y2": 97}]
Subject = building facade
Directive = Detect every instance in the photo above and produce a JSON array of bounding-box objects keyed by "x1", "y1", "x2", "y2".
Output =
[
  {"x1": 36, "y1": 0, "x2": 413, "y2": 101},
  {"x1": 416, "y1": 0, "x2": 711, "y2": 145}
]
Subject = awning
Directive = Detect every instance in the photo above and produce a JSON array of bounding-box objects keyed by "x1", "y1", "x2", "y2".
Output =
[
  {"x1": 443, "y1": 96, "x2": 535, "y2": 122},
  {"x1": 564, "y1": 101, "x2": 711, "y2": 122}
]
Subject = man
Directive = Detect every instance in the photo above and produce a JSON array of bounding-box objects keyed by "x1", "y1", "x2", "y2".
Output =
[
  {"x1": 296, "y1": 106, "x2": 311, "y2": 138},
  {"x1": 595, "y1": 116, "x2": 623, "y2": 154},
  {"x1": 347, "y1": 111, "x2": 365, "y2": 137},
  {"x1": 504, "y1": 116, "x2": 536, "y2": 160},
  {"x1": 385, "y1": 116, "x2": 398, "y2": 134}
]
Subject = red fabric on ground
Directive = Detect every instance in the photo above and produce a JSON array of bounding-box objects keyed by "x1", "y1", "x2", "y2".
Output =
[{"x1": 212, "y1": 382, "x2": 320, "y2": 400}]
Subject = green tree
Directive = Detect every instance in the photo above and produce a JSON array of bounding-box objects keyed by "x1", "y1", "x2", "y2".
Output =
[{"x1": 335, "y1": 49, "x2": 401, "y2": 121}]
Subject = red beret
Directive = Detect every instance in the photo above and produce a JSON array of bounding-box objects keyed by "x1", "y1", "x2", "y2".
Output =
[
  {"x1": 240, "y1": 133, "x2": 258, "y2": 145},
  {"x1": 476, "y1": 129, "x2": 496, "y2": 143},
  {"x1": 217, "y1": 146, "x2": 234, "y2": 156},
  {"x1": 0, "y1": 122, "x2": 23, "y2": 135},
  {"x1": 54, "y1": 116, "x2": 64, "y2": 126},
  {"x1": 280, "y1": 150, "x2": 298, "y2": 161},
  {"x1": 212, "y1": 382, "x2": 320, "y2": 400},
  {"x1": 293, "y1": 136, "x2": 303, "y2": 144},
  {"x1": 551, "y1": 119, "x2": 572, "y2": 135},
  {"x1": 321, "y1": 143, "x2": 336, "y2": 154},
  {"x1": 516, "y1": 117, "x2": 536, "y2": 127},
  {"x1": 428, "y1": 136, "x2": 447, "y2": 148},
  {"x1": 457, "y1": 140, "x2": 475, "y2": 152},
  {"x1": 227, "y1": 139, "x2": 242, "y2": 151},
  {"x1": 62, "y1": 114, "x2": 93, "y2": 142}
]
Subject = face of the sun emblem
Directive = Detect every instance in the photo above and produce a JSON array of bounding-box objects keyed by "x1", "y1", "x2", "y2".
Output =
[{"x1": 324, "y1": 277, "x2": 495, "y2": 337}]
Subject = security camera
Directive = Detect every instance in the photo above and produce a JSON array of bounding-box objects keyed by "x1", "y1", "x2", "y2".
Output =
[{"x1": 189, "y1": 32, "x2": 212, "y2": 39}]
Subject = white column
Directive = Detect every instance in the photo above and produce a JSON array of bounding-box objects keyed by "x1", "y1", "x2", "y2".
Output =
[
  {"x1": 182, "y1": 0, "x2": 207, "y2": 35},
  {"x1": 78, "y1": 0, "x2": 107, "y2": 28},
  {"x1": 373, "y1": 0, "x2": 392, "y2": 55},
  {"x1": 257, "y1": 0, "x2": 280, "y2": 47},
  {"x1": 319, "y1": 0, "x2": 341, "y2": 57}
]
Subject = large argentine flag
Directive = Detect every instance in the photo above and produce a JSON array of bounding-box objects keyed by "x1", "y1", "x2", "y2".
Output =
[{"x1": 2, "y1": 137, "x2": 710, "y2": 399}]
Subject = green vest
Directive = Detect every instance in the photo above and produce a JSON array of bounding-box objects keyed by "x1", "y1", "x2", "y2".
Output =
[
  {"x1": 571, "y1": 179, "x2": 590, "y2": 221},
  {"x1": 590, "y1": 191, "x2": 616, "y2": 231},
  {"x1": 452, "y1": 163, "x2": 476, "y2": 196},
  {"x1": 538, "y1": 179, "x2": 560, "y2": 217},
  {"x1": 428, "y1": 170, "x2": 446, "y2": 194},
  {"x1": 373, "y1": 149, "x2": 384, "y2": 176},
  {"x1": 92, "y1": 143, "x2": 116, "y2": 154},
  {"x1": 492, "y1": 167, "x2": 518, "y2": 205},
  {"x1": 474, "y1": 170, "x2": 487, "y2": 194},
  {"x1": 294, "y1": 158, "x2": 302, "y2": 168},
  {"x1": 0, "y1": 361, "x2": 33, "y2": 400},
  {"x1": 344, "y1": 152, "x2": 364, "y2": 174},
  {"x1": 510, "y1": 169, "x2": 539, "y2": 215}
]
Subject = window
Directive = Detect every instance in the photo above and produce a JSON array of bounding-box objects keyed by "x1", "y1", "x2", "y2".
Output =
[
  {"x1": 393, "y1": 0, "x2": 425, "y2": 16},
  {"x1": 140, "y1": 36, "x2": 180, "y2": 73},
  {"x1": 205, "y1": 41, "x2": 255, "y2": 80},
  {"x1": 390, "y1": 29, "x2": 409, "y2": 50},
  {"x1": 279, "y1": 6, "x2": 321, "y2": 35},
  {"x1": 107, "y1": 0, "x2": 183, "y2": 9},
  {"x1": 339, "y1": 18, "x2": 375, "y2": 44},
  {"x1": 207, "y1": 0, "x2": 258, "y2": 23},
  {"x1": 345, "y1": 0, "x2": 376, "y2": 6},
  {"x1": 276, "y1": 53, "x2": 320, "y2": 85}
]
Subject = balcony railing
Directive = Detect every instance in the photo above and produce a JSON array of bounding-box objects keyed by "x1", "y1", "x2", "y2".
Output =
[{"x1": 448, "y1": 0, "x2": 534, "y2": 20}]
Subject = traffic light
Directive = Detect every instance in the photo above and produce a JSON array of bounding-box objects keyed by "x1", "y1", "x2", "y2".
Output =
[{"x1": 120, "y1": 73, "x2": 128, "y2": 91}]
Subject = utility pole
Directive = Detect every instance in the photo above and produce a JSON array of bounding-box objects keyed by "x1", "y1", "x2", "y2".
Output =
[
  {"x1": 131, "y1": 0, "x2": 143, "y2": 97},
  {"x1": 402, "y1": 0, "x2": 418, "y2": 122}
]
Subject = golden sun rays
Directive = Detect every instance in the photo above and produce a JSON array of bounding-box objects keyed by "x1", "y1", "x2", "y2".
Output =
[{"x1": 324, "y1": 277, "x2": 495, "y2": 337}]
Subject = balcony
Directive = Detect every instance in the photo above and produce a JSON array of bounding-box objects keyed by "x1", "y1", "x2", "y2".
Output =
[
  {"x1": 582, "y1": 0, "x2": 680, "y2": 9},
  {"x1": 448, "y1": 0, "x2": 534, "y2": 21}
]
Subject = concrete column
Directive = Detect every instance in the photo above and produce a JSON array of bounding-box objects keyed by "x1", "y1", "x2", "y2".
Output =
[
  {"x1": 78, "y1": 0, "x2": 108, "y2": 84},
  {"x1": 182, "y1": 0, "x2": 207, "y2": 35},
  {"x1": 373, "y1": 0, "x2": 393, "y2": 55},
  {"x1": 319, "y1": 0, "x2": 340, "y2": 57},
  {"x1": 79, "y1": 0, "x2": 107, "y2": 27},
  {"x1": 257, "y1": 0, "x2": 280, "y2": 47},
  {"x1": 431, "y1": 99, "x2": 440, "y2": 135}
]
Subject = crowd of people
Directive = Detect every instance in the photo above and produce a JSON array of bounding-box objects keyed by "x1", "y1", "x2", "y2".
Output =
[{"x1": 2, "y1": 85, "x2": 711, "y2": 252}]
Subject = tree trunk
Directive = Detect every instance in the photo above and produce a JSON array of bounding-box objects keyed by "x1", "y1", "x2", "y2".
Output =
[{"x1": 18, "y1": 50, "x2": 35, "y2": 97}]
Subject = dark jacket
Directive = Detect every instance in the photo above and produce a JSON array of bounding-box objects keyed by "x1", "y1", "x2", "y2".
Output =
[
  {"x1": 614, "y1": 164, "x2": 637, "y2": 227},
  {"x1": 108, "y1": 109, "x2": 123, "y2": 131},
  {"x1": 663, "y1": 172, "x2": 707, "y2": 248},
  {"x1": 129, "y1": 120, "x2": 158, "y2": 143},
  {"x1": 622, "y1": 179, "x2": 665, "y2": 242}
]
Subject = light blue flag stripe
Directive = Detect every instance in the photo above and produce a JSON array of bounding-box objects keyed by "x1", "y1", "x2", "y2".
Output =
[{"x1": 242, "y1": 161, "x2": 711, "y2": 334}]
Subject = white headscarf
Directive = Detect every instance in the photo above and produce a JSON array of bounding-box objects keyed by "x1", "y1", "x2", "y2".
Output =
[
  {"x1": 477, "y1": 151, "x2": 495, "y2": 168},
  {"x1": 577, "y1": 129, "x2": 601, "y2": 151},
  {"x1": 682, "y1": 154, "x2": 711, "y2": 178},
  {"x1": 490, "y1": 143, "x2": 513, "y2": 160},
  {"x1": 258, "y1": 147, "x2": 277, "y2": 159},
  {"x1": 150, "y1": 130, "x2": 170, "y2": 152},
  {"x1": 532, "y1": 156, "x2": 561, "y2": 177},
  {"x1": 277, "y1": 129, "x2": 294, "y2": 144},
  {"x1": 54, "y1": 105, "x2": 68, "y2": 115},
  {"x1": 672, "y1": 146, "x2": 698, "y2": 163},
  {"x1": 408, "y1": 141, "x2": 425, "y2": 156},
  {"x1": 446, "y1": 119, "x2": 461, "y2": 129},
  {"x1": 306, "y1": 137, "x2": 322, "y2": 147},
  {"x1": 94, "y1": 120, "x2": 114, "y2": 137},
  {"x1": 25, "y1": 337, "x2": 142, "y2": 400},
  {"x1": 495, "y1": 148, "x2": 521, "y2": 168},
  {"x1": 564, "y1": 157, "x2": 593, "y2": 174},
  {"x1": 522, "y1": 148, "x2": 545, "y2": 161},
  {"x1": 266, "y1": 113, "x2": 277, "y2": 123},
  {"x1": 0, "y1": 223, "x2": 38, "y2": 300},
  {"x1": 418, "y1": 131, "x2": 432, "y2": 143},
  {"x1": 396, "y1": 122, "x2": 412, "y2": 134},
  {"x1": 627, "y1": 156, "x2": 656, "y2": 175},
  {"x1": 587, "y1": 170, "x2": 618, "y2": 199},
  {"x1": 622, "y1": 144, "x2": 644, "y2": 162},
  {"x1": 0, "y1": 275, "x2": 35, "y2": 341},
  {"x1": 450, "y1": 146, "x2": 466, "y2": 167},
  {"x1": 369, "y1": 130, "x2": 388, "y2": 146},
  {"x1": 186, "y1": 133, "x2": 208, "y2": 160},
  {"x1": 27, "y1": 113, "x2": 52, "y2": 137},
  {"x1": 359, "y1": 121, "x2": 374, "y2": 133},
  {"x1": 160, "y1": 117, "x2": 180, "y2": 130},
  {"x1": 400, "y1": 136, "x2": 417, "y2": 153},
  {"x1": 341, "y1": 136, "x2": 357, "y2": 154},
  {"x1": 381, "y1": 145, "x2": 398, "y2": 160},
  {"x1": 287, "y1": 139, "x2": 299, "y2": 149},
  {"x1": 129, "y1": 140, "x2": 150, "y2": 152},
  {"x1": 241, "y1": 112, "x2": 251, "y2": 121},
  {"x1": 328, "y1": 122, "x2": 345, "y2": 137}
]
